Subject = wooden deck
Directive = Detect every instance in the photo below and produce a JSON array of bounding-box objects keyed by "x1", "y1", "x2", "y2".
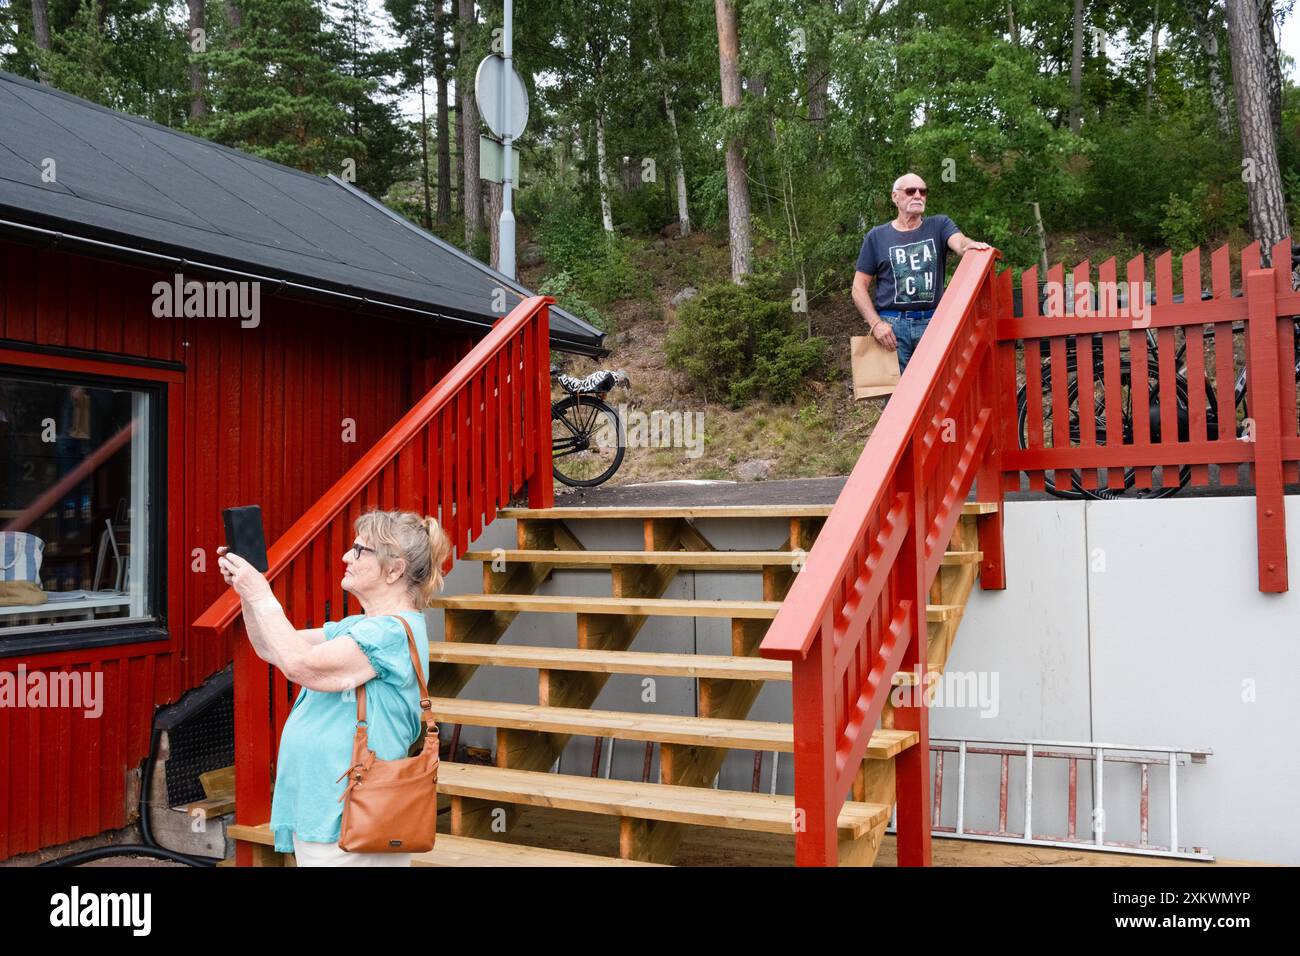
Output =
[{"x1": 441, "y1": 797, "x2": 1263, "y2": 867}]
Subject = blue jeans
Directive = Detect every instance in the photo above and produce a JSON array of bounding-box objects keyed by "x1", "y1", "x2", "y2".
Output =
[{"x1": 878, "y1": 308, "x2": 936, "y2": 374}]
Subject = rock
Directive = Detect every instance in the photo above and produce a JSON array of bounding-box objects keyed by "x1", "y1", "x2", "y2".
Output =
[
  {"x1": 736, "y1": 458, "x2": 777, "y2": 481},
  {"x1": 659, "y1": 222, "x2": 682, "y2": 239},
  {"x1": 670, "y1": 287, "x2": 698, "y2": 307},
  {"x1": 518, "y1": 242, "x2": 544, "y2": 268}
]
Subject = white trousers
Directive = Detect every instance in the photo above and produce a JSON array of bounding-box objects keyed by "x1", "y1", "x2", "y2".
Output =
[{"x1": 292, "y1": 834, "x2": 413, "y2": 868}]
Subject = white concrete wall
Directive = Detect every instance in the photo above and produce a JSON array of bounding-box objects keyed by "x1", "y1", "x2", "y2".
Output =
[
  {"x1": 435, "y1": 496, "x2": 1300, "y2": 864},
  {"x1": 945, "y1": 496, "x2": 1300, "y2": 865}
]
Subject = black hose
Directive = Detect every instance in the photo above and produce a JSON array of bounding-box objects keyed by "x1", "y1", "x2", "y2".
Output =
[{"x1": 38, "y1": 726, "x2": 223, "y2": 868}]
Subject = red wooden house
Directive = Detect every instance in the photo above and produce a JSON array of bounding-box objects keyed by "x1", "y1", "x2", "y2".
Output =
[{"x1": 0, "y1": 71, "x2": 602, "y2": 861}]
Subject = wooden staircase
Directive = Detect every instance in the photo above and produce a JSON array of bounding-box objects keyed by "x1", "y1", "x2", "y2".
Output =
[
  {"x1": 411, "y1": 500, "x2": 991, "y2": 866},
  {"x1": 217, "y1": 252, "x2": 1011, "y2": 867}
]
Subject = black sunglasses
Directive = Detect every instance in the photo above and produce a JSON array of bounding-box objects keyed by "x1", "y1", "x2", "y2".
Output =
[{"x1": 901, "y1": 186, "x2": 927, "y2": 196}]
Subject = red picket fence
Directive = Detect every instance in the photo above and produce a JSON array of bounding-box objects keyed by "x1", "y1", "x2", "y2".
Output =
[
  {"x1": 759, "y1": 248, "x2": 1009, "y2": 866},
  {"x1": 1000, "y1": 238, "x2": 1298, "y2": 592},
  {"x1": 193, "y1": 295, "x2": 555, "y2": 865}
]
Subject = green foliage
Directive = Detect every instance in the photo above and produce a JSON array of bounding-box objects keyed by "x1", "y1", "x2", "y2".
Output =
[
  {"x1": 665, "y1": 282, "x2": 826, "y2": 407},
  {"x1": 612, "y1": 181, "x2": 672, "y2": 236},
  {"x1": 17, "y1": 0, "x2": 189, "y2": 126},
  {"x1": 195, "y1": 0, "x2": 370, "y2": 174},
  {"x1": 535, "y1": 198, "x2": 650, "y2": 305},
  {"x1": 1160, "y1": 181, "x2": 1250, "y2": 254},
  {"x1": 537, "y1": 270, "x2": 608, "y2": 333}
]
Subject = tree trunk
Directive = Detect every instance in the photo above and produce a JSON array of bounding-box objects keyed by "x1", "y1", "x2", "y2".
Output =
[
  {"x1": 654, "y1": 24, "x2": 690, "y2": 238},
  {"x1": 1145, "y1": 2, "x2": 1159, "y2": 113},
  {"x1": 715, "y1": 0, "x2": 752, "y2": 282},
  {"x1": 459, "y1": 0, "x2": 483, "y2": 248},
  {"x1": 806, "y1": 20, "x2": 829, "y2": 127},
  {"x1": 1256, "y1": 0, "x2": 1282, "y2": 142},
  {"x1": 595, "y1": 109, "x2": 615, "y2": 233},
  {"x1": 225, "y1": 0, "x2": 242, "y2": 47},
  {"x1": 188, "y1": 0, "x2": 206, "y2": 120},
  {"x1": 419, "y1": 52, "x2": 433, "y2": 230},
  {"x1": 1226, "y1": 0, "x2": 1290, "y2": 263},
  {"x1": 30, "y1": 0, "x2": 50, "y2": 83},
  {"x1": 1007, "y1": 1, "x2": 1018, "y2": 47},
  {"x1": 1069, "y1": 0, "x2": 1084, "y2": 133},
  {"x1": 486, "y1": 180, "x2": 502, "y2": 271},
  {"x1": 1181, "y1": 0, "x2": 1232, "y2": 136},
  {"x1": 434, "y1": 1, "x2": 452, "y2": 227},
  {"x1": 31, "y1": 0, "x2": 50, "y2": 50},
  {"x1": 452, "y1": 0, "x2": 463, "y2": 212}
]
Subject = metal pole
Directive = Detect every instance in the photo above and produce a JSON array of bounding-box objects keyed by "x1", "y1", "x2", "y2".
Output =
[
  {"x1": 499, "y1": 0, "x2": 517, "y2": 279},
  {"x1": 1093, "y1": 747, "x2": 1104, "y2": 847},
  {"x1": 1169, "y1": 751, "x2": 1178, "y2": 853},
  {"x1": 956, "y1": 740, "x2": 966, "y2": 836},
  {"x1": 1024, "y1": 744, "x2": 1033, "y2": 840}
]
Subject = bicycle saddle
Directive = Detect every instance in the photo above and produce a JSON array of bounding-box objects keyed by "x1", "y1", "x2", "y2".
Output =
[{"x1": 554, "y1": 369, "x2": 629, "y2": 395}]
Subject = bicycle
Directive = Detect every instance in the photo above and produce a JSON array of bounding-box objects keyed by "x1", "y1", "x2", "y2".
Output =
[
  {"x1": 1016, "y1": 242, "x2": 1300, "y2": 500},
  {"x1": 550, "y1": 366, "x2": 630, "y2": 487}
]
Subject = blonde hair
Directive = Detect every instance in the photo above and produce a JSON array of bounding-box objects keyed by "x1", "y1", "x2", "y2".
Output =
[{"x1": 354, "y1": 509, "x2": 453, "y2": 607}]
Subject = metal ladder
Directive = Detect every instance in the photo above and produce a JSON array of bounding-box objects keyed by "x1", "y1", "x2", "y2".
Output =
[{"x1": 886, "y1": 735, "x2": 1215, "y2": 861}]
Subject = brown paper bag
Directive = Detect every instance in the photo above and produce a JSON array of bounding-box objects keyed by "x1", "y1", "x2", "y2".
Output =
[{"x1": 850, "y1": 334, "x2": 901, "y2": 399}]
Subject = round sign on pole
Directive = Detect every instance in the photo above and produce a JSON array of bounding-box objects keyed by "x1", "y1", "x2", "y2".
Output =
[{"x1": 475, "y1": 54, "x2": 529, "y2": 140}]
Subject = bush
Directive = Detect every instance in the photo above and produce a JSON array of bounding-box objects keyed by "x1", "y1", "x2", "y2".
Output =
[
  {"x1": 612, "y1": 181, "x2": 672, "y2": 236},
  {"x1": 535, "y1": 203, "x2": 649, "y2": 305},
  {"x1": 537, "y1": 270, "x2": 608, "y2": 333},
  {"x1": 1159, "y1": 180, "x2": 1249, "y2": 254},
  {"x1": 666, "y1": 282, "x2": 827, "y2": 407}
]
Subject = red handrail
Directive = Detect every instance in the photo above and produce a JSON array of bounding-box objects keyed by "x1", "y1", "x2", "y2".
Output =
[
  {"x1": 759, "y1": 249, "x2": 1009, "y2": 866},
  {"x1": 194, "y1": 295, "x2": 555, "y2": 864}
]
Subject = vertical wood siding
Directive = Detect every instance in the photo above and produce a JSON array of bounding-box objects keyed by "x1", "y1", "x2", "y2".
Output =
[{"x1": 0, "y1": 239, "x2": 477, "y2": 859}]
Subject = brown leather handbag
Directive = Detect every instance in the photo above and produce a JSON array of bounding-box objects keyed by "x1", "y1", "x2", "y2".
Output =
[{"x1": 335, "y1": 614, "x2": 439, "y2": 853}]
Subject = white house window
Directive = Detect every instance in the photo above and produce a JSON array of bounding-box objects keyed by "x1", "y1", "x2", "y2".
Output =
[{"x1": 0, "y1": 371, "x2": 156, "y2": 635}]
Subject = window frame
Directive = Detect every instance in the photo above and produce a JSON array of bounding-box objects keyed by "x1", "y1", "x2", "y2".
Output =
[{"x1": 0, "y1": 345, "x2": 181, "y2": 659}]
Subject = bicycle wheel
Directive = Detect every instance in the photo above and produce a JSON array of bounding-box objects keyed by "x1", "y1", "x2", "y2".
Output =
[
  {"x1": 1017, "y1": 348, "x2": 1206, "y2": 500},
  {"x1": 551, "y1": 394, "x2": 625, "y2": 487}
]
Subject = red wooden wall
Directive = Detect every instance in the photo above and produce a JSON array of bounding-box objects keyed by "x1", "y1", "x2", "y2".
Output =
[{"x1": 0, "y1": 238, "x2": 477, "y2": 860}]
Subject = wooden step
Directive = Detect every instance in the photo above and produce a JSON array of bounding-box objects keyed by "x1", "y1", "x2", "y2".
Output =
[
  {"x1": 498, "y1": 502, "x2": 996, "y2": 521},
  {"x1": 227, "y1": 823, "x2": 665, "y2": 866},
  {"x1": 427, "y1": 696, "x2": 917, "y2": 759},
  {"x1": 431, "y1": 593, "x2": 961, "y2": 623},
  {"x1": 439, "y1": 762, "x2": 890, "y2": 839},
  {"x1": 462, "y1": 548, "x2": 984, "y2": 568},
  {"x1": 430, "y1": 642, "x2": 793, "y2": 681},
  {"x1": 430, "y1": 594, "x2": 782, "y2": 618}
]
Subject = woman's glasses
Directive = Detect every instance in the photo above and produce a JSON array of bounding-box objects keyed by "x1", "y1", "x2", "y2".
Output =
[{"x1": 350, "y1": 543, "x2": 377, "y2": 560}]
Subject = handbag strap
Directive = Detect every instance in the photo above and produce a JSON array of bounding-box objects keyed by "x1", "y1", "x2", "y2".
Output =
[{"x1": 354, "y1": 613, "x2": 435, "y2": 735}]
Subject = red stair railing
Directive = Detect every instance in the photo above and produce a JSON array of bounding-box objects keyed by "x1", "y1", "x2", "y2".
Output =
[
  {"x1": 759, "y1": 248, "x2": 1011, "y2": 866},
  {"x1": 193, "y1": 295, "x2": 555, "y2": 865},
  {"x1": 1002, "y1": 238, "x2": 1296, "y2": 592}
]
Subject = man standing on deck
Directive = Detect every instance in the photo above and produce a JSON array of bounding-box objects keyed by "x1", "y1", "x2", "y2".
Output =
[{"x1": 851, "y1": 172, "x2": 991, "y2": 374}]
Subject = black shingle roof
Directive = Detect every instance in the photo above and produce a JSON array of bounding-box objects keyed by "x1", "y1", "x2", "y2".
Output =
[{"x1": 0, "y1": 70, "x2": 606, "y2": 356}]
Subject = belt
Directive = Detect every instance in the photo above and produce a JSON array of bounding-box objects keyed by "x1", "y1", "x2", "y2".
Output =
[{"x1": 877, "y1": 308, "x2": 936, "y2": 319}]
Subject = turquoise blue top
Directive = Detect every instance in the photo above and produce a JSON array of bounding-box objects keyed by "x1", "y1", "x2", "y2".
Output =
[{"x1": 269, "y1": 610, "x2": 430, "y2": 853}]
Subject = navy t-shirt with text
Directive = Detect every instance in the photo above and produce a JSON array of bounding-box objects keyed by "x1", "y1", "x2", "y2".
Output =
[{"x1": 855, "y1": 215, "x2": 961, "y2": 312}]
